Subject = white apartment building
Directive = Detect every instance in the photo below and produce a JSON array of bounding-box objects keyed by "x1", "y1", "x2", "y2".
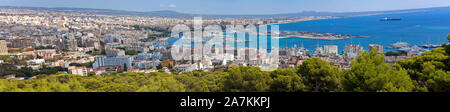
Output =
[
  {"x1": 324, "y1": 45, "x2": 338, "y2": 55},
  {"x1": 93, "y1": 56, "x2": 133, "y2": 70}
]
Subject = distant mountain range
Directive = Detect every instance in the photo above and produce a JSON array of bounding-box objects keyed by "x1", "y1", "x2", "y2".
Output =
[{"x1": 1, "y1": 6, "x2": 449, "y2": 18}]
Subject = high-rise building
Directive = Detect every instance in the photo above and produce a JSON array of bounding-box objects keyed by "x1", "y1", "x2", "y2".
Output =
[
  {"x1": 68, "y1": 66, "x2": 88, "y2": 76},
  {"x1": 63, "y1": 37, "x2": 78, "y2": 51},
  {"x1": 8, "y1": 38, "x2": 36, "y2": 48},
  {"x1": 106, "y1": 48, "x2": 125, "y2": 57},
  {"x1": 324, "y1": 45, "x2": 338, "y2": 56},
  {"x1": 314, "y1": 47, "x2": 325, "y2": 57},
  {"x1": 369, "y1": 44, "x2": 384, "y2": 54},
  {"x1": 63, "y1": 30, "x2": 78, "y2": 51},
  {"x1": 93, "y1": 56, "x2": 105, "y2": 69},
  {"x1": 344, "y1": 45, "x2": 363, "y2": 58},
  {"x1": 86, "y1": 38, "x2": 102, "y2": 50},
  {"x1": 0, "y1": 40, "x2": 8, "y2": 55}
]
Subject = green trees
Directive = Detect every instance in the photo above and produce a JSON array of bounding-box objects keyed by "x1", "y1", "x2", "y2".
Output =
[
  {"x1": 342, "y1": 50, "x2": 415, "y2": 92},
  {"x1": 0, "y1": 73, "x2": 186, "y2": 92},
  {"x1": 0, "y1": 64, "x2": 18, "y2": 76},
  {"x1": 15, "y1": 67, "x2": 36, "y2": 77},
  {"x1": 297, "y1": 58, "x2": 341, "y2": 92},
  {"x1": 135, "y1": 73, "x2": 186, "y2": 92},
  {"x1": 385, "y1": 51, "x2": 407, "y2": 56},
  {"x1": 270, "y1": 68, "x2": 305, "y2": 92},
  {"x1": 0, "y1": 56, "x2": 26, "y2": 65},
  {"x1": 0, "y1": 54, "x2": 446, "y2": 92},
  {"x1": 425, "y1": 69, "x2": 450, "y2": 92},
  {"x1": 0, "y1": 66, "x2": 67, "y2": 77},
  {"x1": 397, "y1": 35, "x2": 450, "y2": 92},
  {"x1": 69, "y1": 62, "x2": 94, "y2": 67},
  {"x1": 125, "y1": 50, "x2": 141, "y2": 55},
  {"x1": 175, "y1": 70, "x2": 228, "y2": 92},
  {"x1": 123, "y1": 63, "x2": 128, "y2": 72},
  {"x1": 221, "y1": 66, "x2": 272, "y2": 92},
  {"x1": 34, "y1": 45, "x2": 55, "y2": 50},
  {"x1": 37, "y1": 66, "x2": 67, "y2": 75}
]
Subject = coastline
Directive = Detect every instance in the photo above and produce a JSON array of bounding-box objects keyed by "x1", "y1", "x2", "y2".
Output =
[
  {"x1": 274, "y1": 34, "x2": 369, "y2": 40},
  {"x1": 273, "y1": 16, "x2": 342, "y2": 25},
  {"x1": 267, "y1": 9, "x2": 430, "y2": 26},
  {"x1": 263, "y1": 16, "x2": 341, "y2": 26}
]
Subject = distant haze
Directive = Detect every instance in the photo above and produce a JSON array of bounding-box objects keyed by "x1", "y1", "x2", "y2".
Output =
[{"x1": 0, "y1": 0, "x2": 449, "y2": 15}]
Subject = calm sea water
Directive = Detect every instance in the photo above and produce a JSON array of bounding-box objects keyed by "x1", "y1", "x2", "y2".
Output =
[
  {"x1": 277, "y1": 9, "x2": 450, "y2": 54},
  {"x1": 168, "y1": 9, "x2": 450, "y2": 54}
]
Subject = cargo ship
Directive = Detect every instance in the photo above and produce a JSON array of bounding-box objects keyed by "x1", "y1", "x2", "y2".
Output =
[{"x1": 380, "y1": 17, "x2": 402, "y2": 21}]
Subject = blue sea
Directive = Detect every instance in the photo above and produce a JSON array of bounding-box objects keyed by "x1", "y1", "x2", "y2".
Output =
[{"x1": 277, "y1": 9, "x2": 450, "y2": 54}]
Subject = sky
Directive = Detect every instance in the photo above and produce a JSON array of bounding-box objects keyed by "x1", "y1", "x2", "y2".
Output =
[{"x1": 1, "y1": 0, "x2": 450, "y2": 15}]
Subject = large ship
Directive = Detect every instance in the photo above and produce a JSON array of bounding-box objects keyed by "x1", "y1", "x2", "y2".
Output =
[{"x1": 380, "y1": 17, "x2": 402, "y2": 21}]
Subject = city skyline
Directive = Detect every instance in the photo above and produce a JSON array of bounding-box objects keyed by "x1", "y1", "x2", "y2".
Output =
[
  {"x1": 0, "y1": 0, "x2": 450, "y2": 15},
  {"x1": 0, "y1": 0, "x2": 448, "y2": 94}
]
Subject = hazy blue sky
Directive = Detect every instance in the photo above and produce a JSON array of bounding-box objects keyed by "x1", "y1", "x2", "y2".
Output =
[{"x1": 1, "y1": 0, "x2": 450, "y2": 14}]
